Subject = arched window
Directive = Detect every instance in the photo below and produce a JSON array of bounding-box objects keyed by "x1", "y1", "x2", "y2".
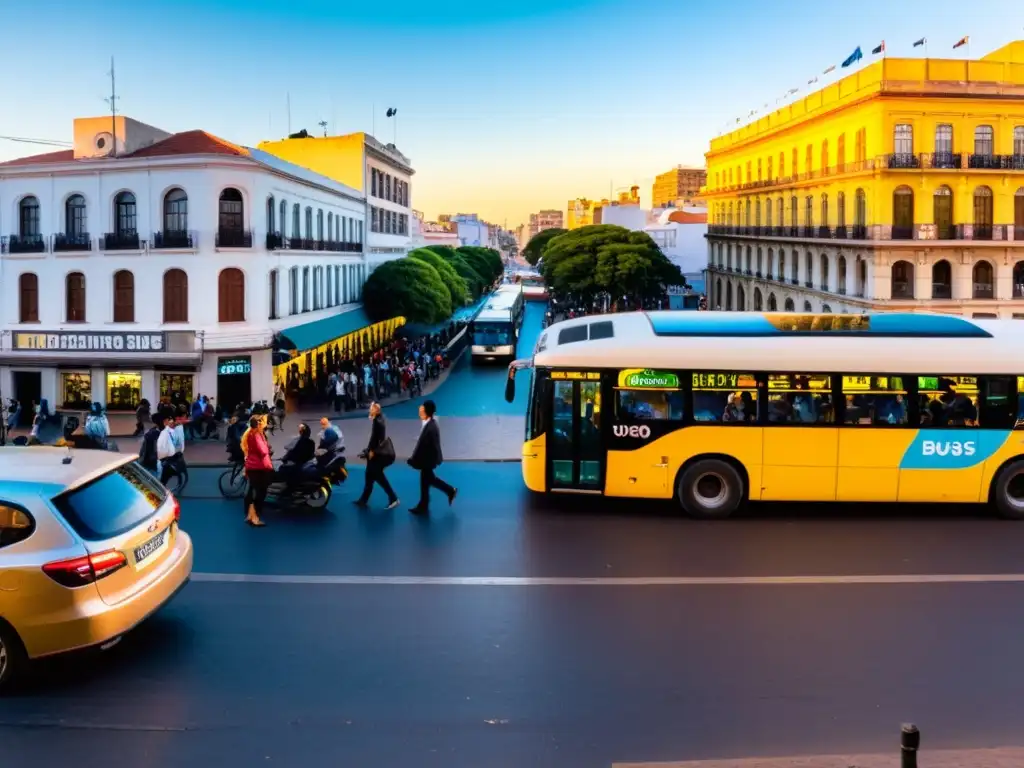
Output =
[
  {"x1": 218, "y1": 268, "x2": 245, "y2": 322},
  {"x1": 791, "y1": 250, "x2": 799, "y2": 283},
  {"x1": 837, "y1": 255, "x2": 847, "y2": 294},
  {"x1": 305, "y1": 207, "x2": 313, "y2": 239},
  {"x1": 715, "y1": 278, "x2": 723, "y2": 307},
  {"x1": 777, "y1": 198, "x2": 783, "y2": 229},
  {"x1": 821, "y1": 140, "x2": 829, "y2": 171},
  {"x1": 327, "y1": 212, "x2": 334, "y2": 242},
  {"x1": 891, "y1": 259, "x2": 914, "y2": 299},
  {"x1": 821, "y1": 303, "x2": 832, "y2": 313},
  {"x1": 113, "y1": 270, "x2": 135, "y2": 323},
  {"x1": 268, "y1": 268, "x2": 280, "y2": 319},
  {"x1": 935, "y1": 124, "x2": 954, "y2": 167},
  {"x1": 803, "y1": 300, "x2": 813, "y2": 312},
  {"x1": 726, "y1": 282, "x2": 733, "y2": 311},
  {"x1": 973, "y1": 186, "x2": 993, "y2": 240},
  {"x1": 115, "y1": 191, "x2": 137, "y2": 235},
  {"x1": 856, "y1": 259, "x2": 867, "y2": 297},
  {"x1": 745, "y1": 246, "x2": 752, "y2": 273},
  {"x1": 767, "y1": 293, "x2": 778, "y2": 312},
  {"x1": 280, "y1": 199, "x2": 288, "y2": 237},
  {"x1": 932, "y1": 259, "x2": 952, "y2": 299},
  {"x1": 819, "y1": 253, "x2": 829, "y2": 290},
  {"x1": 784, "y1": 297, "x2": 795, "y2": 311},
  {"x1": 892, "y1": 186, "x2": 914, "y2": 239},
  {"x1": 973, "y1": 260, "x2": 994, "y2": 299},
  {"x1": 804, "y1": 195, "x2": 813, "y2": 233},
  {"x1": 1013, "y1": 261, "x2": 1024, "y2": 299},
  {"x1": 790, "y1": 195, "x2": 798, "y2": 229},
  {"x1": 778, "y1": 250, "x2": 786, "y2": 282},
  {"x1": 1015, "y1": 126, "x2": 1024, "y2": 156},
  {"x1": 267, "y1": 196, "x2": 276, "y2": 234},
  {"x1": 317, "y1": 209, "x2": 325, "y2": 242},
  {"x1": 18, "y1": 195, "x2": 41, "y2": 241},
  {"x1": 218, "y1": 188, "x2": 245, "y2": 246},
  {"x1": 19, "y1": 273, "x2": 38, "y2": 323},
  {"x1": 163, "y1": 268, "x2": 189, "y2": 323},
  {"x1": 65, "y1": 194, "x2": 86, "y2": 238},
  {"x1": 756, "y1": 248, "x2": 763, "y2": 276},
  {"x1": 933, "y1": 186, "x2": 953, "y2": 240},
  {"x1": 736, "y1": 286, "x2": 746, "y2": 311},
  {"x1": 836, "y1": 191, "x2": 846, "y2": 231},
  {"x1": 753, "y1": 287, "x2": 763, "y2": 311},
  {"x1": 819, "y1": 193, "x2": 829, "y2": 235},
  {"x1": 765, "y1": 198, "x2": 772, "y2": 229},
  {"x1": 164, "y1": 188, "x2": 188, "y2": 233},
  {"x1": 804, "y1": 252, "x2": 813, "y2": 285},
  {"x1": 854, "y1": 188, "x2": 867, "y2": 230},
  {"x1": 288, "y1": 266, "x2": 299, "y2": 314},
  {"x1": 66, "y1": 272, "x2": 86, "y2": 323},
  {"x1": 767, "y1": 248, "x2": 774, "y2": 278}
]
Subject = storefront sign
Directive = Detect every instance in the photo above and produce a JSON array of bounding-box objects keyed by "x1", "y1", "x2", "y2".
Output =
[
  {"x1": 13, "y1": 331, "x2": 166, "y2": 352},
  {"x1": 550, "y1": 371, "x2": 600, "y2": 381},
  {"x1": 618, "y1": 368, "x2": 679, "y2": 389},
  {"x1": 218, "y1": 356, "x2": 252, "y2": 376}
]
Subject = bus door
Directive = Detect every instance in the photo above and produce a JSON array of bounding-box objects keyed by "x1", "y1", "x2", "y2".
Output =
[{"x1": 548, "y1": 372, "x2": 604, "y2": 492}]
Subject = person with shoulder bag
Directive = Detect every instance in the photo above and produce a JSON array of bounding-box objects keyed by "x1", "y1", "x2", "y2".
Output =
[{"x1": 354, "y1": 402, "x2": 399, "y2": 509}]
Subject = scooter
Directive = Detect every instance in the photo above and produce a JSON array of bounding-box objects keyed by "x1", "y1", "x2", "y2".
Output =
[{"x1": 264, "y1": 449, "x2": 348, "y2": 509}]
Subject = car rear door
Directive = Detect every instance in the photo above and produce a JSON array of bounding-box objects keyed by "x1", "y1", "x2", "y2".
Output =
[{"x1": 50, "y1": 461, "x2": 179, "y2": 607}]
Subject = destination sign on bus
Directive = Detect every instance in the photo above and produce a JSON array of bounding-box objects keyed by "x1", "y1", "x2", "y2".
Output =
[
  {"x1": 550, "y1": 371, "x2": 600, "y2": 381},
  {"x1": 692, "y1": 372, "x2": 757, "y2": 389},
  {"x1": 618, "y1": 369, "x2": 679, "y2": 389}
]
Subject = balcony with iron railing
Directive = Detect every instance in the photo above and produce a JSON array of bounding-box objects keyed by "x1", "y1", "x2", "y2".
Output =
[
  {"x1": 102, "y1": 231, "x2": 140, "y2": 251},
  {"x1": 153, "y1": 230, "x2": 195, "y2": 249},
  {"x1": 708, "y1": 223, "x2": 1022, "y2": 242},
  {"x1": 53, "y1": 233, "x2": 91, "y2": 252},
  {"x1": 5, "y1": 234, "x2": 48, "y2": 254},
  {"x1": 266, "y1": 232, "x2": 285, "y2": 250},
  {"x1": 216, "y1": 229, "x2": 253, "y2": 248}
]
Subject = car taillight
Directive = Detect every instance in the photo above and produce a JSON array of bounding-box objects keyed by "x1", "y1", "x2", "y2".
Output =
[
  {"x1": 169, "y1": 492, "x2": 181, "y2": 523},
  {"x1": 42, "y1": 549, "x2": 128, "y2": 588}
]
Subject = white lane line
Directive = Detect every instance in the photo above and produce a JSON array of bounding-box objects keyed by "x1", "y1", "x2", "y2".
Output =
[{"x1": 191, "y1": 572, "x2": 1024, "y2": 586}]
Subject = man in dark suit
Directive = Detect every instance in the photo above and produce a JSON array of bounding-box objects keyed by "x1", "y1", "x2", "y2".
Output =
[{"x1": 408, "y1": 399, "x2": 457, "y2": 514}]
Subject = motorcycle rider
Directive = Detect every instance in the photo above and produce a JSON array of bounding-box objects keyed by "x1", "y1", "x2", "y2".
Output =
[{"x1": 278, "y1": 422, "x2": 316, "y2": 493}]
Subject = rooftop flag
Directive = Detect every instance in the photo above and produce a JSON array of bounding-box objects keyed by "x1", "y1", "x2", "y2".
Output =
[
  {"x1": 872, "y1": 41, "x2": 885, "y2": 55},
  {"x1": 823, "y1": 64, "x2": 836, "y2": 74},
  {"x1": 913, "y1": 37, "x2": 926, "y2": 47},
  {"x1": 842, "y1": 46, "x2": 863, "y2": 68},
  {"x1": 953, "y1": 35, "x2": 969, "y2": 49}
]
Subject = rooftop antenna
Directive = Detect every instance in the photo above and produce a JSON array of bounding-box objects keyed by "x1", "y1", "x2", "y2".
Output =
[
  {"x1": 105, "y1": 56, "x2": 118, "y2": 157},
  {"x1": 318, "y1": 120, "x2": 328, "y2": 137}
]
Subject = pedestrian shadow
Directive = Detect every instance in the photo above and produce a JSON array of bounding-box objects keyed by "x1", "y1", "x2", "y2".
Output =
[
  {"x1": 411, "y1": 509, "x2": 461, "y2": 545},
  {"x1": 355, "y1": 505, "x2": 397, "y2": 537}
]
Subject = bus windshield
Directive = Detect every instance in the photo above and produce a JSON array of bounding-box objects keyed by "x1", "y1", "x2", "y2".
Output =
[{"x1": 474, "y1": 322, "x2": 512, "y2": 346}]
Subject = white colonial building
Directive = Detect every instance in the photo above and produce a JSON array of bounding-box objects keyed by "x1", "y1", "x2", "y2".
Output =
[{"x1": 0, "y1": 115, "x2": 383, "y2": 419}]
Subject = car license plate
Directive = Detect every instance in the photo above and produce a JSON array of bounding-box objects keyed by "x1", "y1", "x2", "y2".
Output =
[
  {"x1": 134, "y1": 529, "x2": 166, "y2": 565},
  {"x1": 486, "y1": 346, "x2": 495, "y2": 351}
]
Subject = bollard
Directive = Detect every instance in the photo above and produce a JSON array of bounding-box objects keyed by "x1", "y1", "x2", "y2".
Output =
[{"x1": 901, "y1": 723, "x2": 920, "y2": 768}]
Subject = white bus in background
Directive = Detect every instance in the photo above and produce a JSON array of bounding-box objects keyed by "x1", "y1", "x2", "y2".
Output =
[{"x1": 470, "y1": 284, "x2": 526, "y2": 362}]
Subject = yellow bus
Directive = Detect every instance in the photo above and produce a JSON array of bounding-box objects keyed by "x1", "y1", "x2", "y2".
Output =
[{"x1": 503, "y1": 311, "x2": 1024, "y2": 519}]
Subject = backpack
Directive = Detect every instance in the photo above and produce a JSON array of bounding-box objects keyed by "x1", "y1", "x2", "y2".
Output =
[{"x1": 139, "y1": 428, "x2": 160, "y2": 468}]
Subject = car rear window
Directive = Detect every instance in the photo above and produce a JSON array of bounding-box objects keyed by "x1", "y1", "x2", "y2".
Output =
[{"x1": 52, "y1": 461, "x2": 167, "y2": 541}]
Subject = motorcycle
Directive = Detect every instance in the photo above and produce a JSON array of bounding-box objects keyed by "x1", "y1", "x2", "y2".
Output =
[{"x1": 219, "y1": 443, "x2": 348, "y2": 509}]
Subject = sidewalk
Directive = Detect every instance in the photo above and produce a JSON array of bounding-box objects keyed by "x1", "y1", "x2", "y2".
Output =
[{"x1": 613, "y1": 747, "x2": 1024, "y2": 768}]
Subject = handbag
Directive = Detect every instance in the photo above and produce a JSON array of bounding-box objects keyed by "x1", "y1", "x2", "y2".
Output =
[{"x1": 376, "y1": 436, "x2": 396, "y2": 467}]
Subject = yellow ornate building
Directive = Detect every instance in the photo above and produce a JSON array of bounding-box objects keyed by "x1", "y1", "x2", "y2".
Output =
[{"x1": 703, "y1": 41, "x2": 1024, "y2": 317}]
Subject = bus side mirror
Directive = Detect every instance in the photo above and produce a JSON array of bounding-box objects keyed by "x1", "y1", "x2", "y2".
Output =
[{"x1": 504, "y1": 372, "x2": 516, "y2": 403}]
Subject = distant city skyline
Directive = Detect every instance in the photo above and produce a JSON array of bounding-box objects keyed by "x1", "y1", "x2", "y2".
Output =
[{"x1": 0, "y1": 0, "x2": 1019, "y2": 225}]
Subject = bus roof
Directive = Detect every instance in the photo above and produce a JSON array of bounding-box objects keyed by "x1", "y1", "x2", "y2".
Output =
[
  {"x1": 532, "y1": 311, "x2": 1024, "y2": 375},
  {"x1": 475, "y1": 286, "x2": 523, "y2": 321}
]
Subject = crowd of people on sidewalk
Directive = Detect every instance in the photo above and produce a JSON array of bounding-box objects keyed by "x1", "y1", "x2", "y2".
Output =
[{"x1": 279, "y1": 321, "x2": 467, "y2": 413}]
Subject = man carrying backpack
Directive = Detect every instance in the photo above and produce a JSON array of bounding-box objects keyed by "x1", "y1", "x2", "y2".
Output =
[{"x1": 139, "y1": 412, "x2": 166, "y2": 477}]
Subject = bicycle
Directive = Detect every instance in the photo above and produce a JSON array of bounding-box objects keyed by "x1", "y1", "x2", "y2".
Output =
[
  {"x1": 162, "y1": 458, "x2": 190, "y2": 496},
  {"x1": 218, "y1": 460, "x2": 247, "y2": 499}
]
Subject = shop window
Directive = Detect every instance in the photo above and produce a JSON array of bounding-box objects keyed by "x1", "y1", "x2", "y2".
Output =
[
  {"x1": 106, "y1": 371, "x2": 142, "y2": 411},
  {"x1": 691, "y1": 371, "x2": 758, "y2": 423},
  {"x1": 917, "y1": 376, "x2": 978, "y2": 427},
  {"x1": 159, "y1": 374, "x2": 194, "y2": 409},
  {"x1": 841, "y1": 375, "x2": 908, "y2": 426},
  {"x1": 766, "y1": 373, "x2": 833, "y2": 424},
  {"x1": 61, "y1": 372, "x2": 92, "y2": 410}
]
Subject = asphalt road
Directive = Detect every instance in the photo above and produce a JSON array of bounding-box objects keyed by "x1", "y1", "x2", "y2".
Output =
[{"x1": 5, "y1": 464, "x2": 1024, "y2": 768}]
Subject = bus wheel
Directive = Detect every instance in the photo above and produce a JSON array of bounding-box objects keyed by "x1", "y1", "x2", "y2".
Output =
[
  {"x1": 991, "y1": 460, "x2": 1024, "y2": 520},
  {"x1": 676, "y1": 459, "x2": 744, "y2": 519}
]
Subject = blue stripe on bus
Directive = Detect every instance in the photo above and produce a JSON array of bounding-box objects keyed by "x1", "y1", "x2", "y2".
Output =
[
  {"x1": 646, "y1": 312, "x2": 992, "y2": 339},
  {"x1": 898, "y1": 430, "x2": 1011, "y2": 470}
]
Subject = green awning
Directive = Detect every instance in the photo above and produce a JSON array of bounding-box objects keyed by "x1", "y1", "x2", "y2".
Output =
[{"x1": 276, "y1": 307, "x2": 376, "y2": 353}]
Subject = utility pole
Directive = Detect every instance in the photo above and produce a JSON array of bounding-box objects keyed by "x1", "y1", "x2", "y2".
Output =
[{"x1": 105, "y1": 57, "x2": 118, "y2": 157}]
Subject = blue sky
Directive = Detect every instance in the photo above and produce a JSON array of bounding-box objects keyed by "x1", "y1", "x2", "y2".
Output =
[{"x1": 0, "y1": 0, "x2": 1020, "y2": 226}]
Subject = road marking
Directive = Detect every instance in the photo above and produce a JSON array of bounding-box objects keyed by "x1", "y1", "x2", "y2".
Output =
[{"x1": 192, "y1": 572, "x2": 1024, "y2": 586}]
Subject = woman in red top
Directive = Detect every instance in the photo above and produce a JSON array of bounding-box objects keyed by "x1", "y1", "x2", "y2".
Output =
[{"x1": 243, "y1": 415, "x2": 273, "y2": 527}]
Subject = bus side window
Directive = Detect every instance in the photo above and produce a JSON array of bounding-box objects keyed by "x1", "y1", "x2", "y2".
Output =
[
  {"x1": 980, "y1": 376, "x2": 1016, "y2": 429},
  {"x1": 840, "y1": 375, "x2": 908, "y2": 426},
  {"x1": 616, "y1": 388, "x2": 685, "y2": 421},
  {"x1": 765, "y1": 373, "x2": 833, "y2": 424},
  {"x1": 690, "y1": 371, "x2": 758, "y2": 424},
  {"x1": 527, "y1": 373, "x2": 550, "y2": 440},
  {"x1": 917, "y1": 376, "x2": 979, "y2": 428}
]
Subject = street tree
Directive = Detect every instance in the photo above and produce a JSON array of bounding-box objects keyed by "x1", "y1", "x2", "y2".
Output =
[
  {"x1": 522, "y1": 227, "x2": 567, "y2": 266},
  {"x1": 422, "y1": 245, "x2": 487, "y2": 298},
  {"x1": 457, "y1": 246, "x2": 504, "y2": 283},
  {"x1": 540, "y1": 224, "x2": 683, "y2": 306},
  {"x1": 408, "y1": 248, "x2": 469, "y2": 308},
  {"x1": 362, "y1": 257, "x2": 452, "y2": 324}
]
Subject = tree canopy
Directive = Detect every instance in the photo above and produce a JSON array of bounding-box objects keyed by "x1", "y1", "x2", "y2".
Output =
[
  {"x1": 522, "y1": 227, "x2": 567, "y2": 266},
  {"x1": 408, "y1": 248, "x2": 469, "y2": 308},
  {"x1": 539, "y1": 224, "x2": 683, "y2": 305},
  {"x1": 362, "y1": 257, "x2": 452, "y2": 325},
  {"x1": 457, "y1": 245, "x2": 504, "y2": 283},
  {"x1": 423, "y1": 245, "x2": 487, "y2": 299}
]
